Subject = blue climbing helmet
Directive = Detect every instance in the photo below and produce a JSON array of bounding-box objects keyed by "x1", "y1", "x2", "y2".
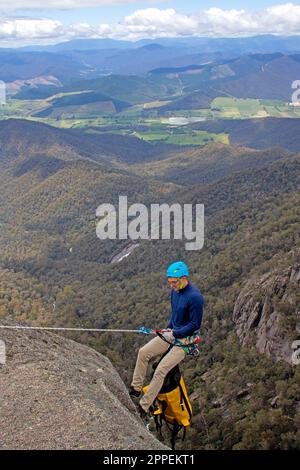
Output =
[{"x1": 166, "y1": 261, "x2": 189, "y2": 278}]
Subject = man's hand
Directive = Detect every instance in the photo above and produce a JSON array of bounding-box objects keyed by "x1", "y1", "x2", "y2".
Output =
[{"x1": 162, "y1": 329, "x2": 175, "y2": 343}]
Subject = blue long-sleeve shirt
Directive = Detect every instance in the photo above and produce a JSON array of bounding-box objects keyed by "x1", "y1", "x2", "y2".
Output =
[{"x1": 167, "y1": 283, "x2": 204, "y2": 338}]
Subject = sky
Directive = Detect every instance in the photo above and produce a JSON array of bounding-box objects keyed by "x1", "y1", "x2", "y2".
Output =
[{"x1": 0, "y1": 1, "x2": 300, "y2": 47}]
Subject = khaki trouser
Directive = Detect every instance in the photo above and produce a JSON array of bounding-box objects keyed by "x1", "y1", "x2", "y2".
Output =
[{"x1": 131, "y1": 336, "x2": 186, "y2": 412}]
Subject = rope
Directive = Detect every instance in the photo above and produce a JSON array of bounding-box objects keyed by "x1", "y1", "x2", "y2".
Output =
[
  {"x1": 0, "y1": 326, "x2": 202, "y2": 351},
  {"x1": 0, "y1": 325, "x2": 141, "y2": 333}
]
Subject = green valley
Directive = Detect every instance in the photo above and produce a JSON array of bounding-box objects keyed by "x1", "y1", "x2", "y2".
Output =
[{"x1": 1, "y1": 92, "x2": 299, "y2": 148}]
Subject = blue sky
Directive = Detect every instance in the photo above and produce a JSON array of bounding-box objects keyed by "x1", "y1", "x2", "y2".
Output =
[{"x1": 10, "y1": 1, "x2": 294, "y2": 24}]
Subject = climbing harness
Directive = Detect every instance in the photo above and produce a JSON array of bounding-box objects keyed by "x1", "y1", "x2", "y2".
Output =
[{"x1": 139, "y1": 326, "x2": 202, "y2": 356}]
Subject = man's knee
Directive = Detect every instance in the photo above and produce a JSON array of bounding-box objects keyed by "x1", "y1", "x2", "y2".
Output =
[
  {"x1": 153, "y1": 362, "x2": 171, "y2": 381},
  {"x1": 137, "y1": 344, "x2": 153, "y2": 362},
  {"x1": 153, "y1": 352, "x2": 185, "y2": 379}
]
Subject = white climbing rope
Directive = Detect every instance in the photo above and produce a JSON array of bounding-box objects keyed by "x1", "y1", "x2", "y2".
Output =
[{"x1": 0, "y1": 325, "x2": 141, "y2": 333}]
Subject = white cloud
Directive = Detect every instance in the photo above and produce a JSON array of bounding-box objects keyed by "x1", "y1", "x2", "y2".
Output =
[
  {"x1": 97, "y1": 3, "x2": 300, "y2": 40},
  {"x1": 0, "y1": 17, "x2": 62, "y2": 39},
  {"x1": 1, "y1": 3, "x2": 300, "y2": 46},
  {"x1": 194, "y1": 3, "x2": 300, "y2": 36}
]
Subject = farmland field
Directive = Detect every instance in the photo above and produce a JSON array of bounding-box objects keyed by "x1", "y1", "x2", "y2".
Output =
[
  {"x1": 135, "y1": 130, "x2": 229, "y2": 145},
  {"x1": 1, "y1": 94, "x2": 300, "y2": 147},
  {"x1": 210, "y1": 97, "x2": 300, "y2": 119}
]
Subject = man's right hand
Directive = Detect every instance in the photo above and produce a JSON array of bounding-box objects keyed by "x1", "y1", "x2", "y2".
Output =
[{"x1": 162, "y1": 330, "x2": 175, "y2": 343}]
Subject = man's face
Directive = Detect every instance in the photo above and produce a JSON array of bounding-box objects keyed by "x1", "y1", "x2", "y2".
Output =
[{"x1": 168, "y1": 277, "x2": 183, "y2": 292}]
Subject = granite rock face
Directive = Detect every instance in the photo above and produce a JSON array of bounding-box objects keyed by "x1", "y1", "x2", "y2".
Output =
[
  {"x1": 233, "y1": 251, "x2": 300, "y2": 364},
  {"x1": 0, "y1": 326, "x2": 168, "y2": 450}
]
